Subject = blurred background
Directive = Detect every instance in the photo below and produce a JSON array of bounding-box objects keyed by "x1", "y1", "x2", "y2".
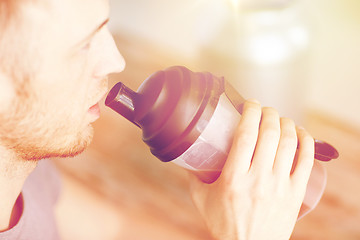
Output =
[
  {"x1": 54, "y1": 0, "x2": 360, "y2": 239},
  {"x1": 108, "y1": 0, "x2": 360, "y2": 125}
]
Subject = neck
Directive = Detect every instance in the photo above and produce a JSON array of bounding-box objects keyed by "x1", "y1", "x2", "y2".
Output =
[{"x1": 0, "y1": 146, "x2": 37, "y2": 231}]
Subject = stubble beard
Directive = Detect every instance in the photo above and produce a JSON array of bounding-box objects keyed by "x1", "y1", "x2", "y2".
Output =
[{"x1": 0, "y1": 94, "x2": 94, "y2": 161}]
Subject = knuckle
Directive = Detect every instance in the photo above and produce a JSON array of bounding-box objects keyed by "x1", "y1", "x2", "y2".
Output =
[
  {"x1": 245, "y1": 99, "x2": 261, "y2": 107},
  {"x1": 253, "y1": 187, "x2": 266, "y2": 200},
  {"x1": 244, "y1": 101, "x2": 262, "y2": 114},
  {"x1": 282, "y1": 129, "x2": 297, "y2": 141},
  {"x1": 280, "y1": 117, "x2": 295, "y2": 127},
  {"x1": 297, "y1": 127, "x2": 314, "y2": 149},
  {"x1": 260, "y1": 108, "x2": 280, "y2": 139},
  {"x1": 280, "y1": 136, "x2": 297, "y2": 151},
  {"x1": 262, "y1": 126, "x2": 280, "y2": 140},
  {"x1": 252, "y1": 181, "x2": 268, "y2": 201},
  {"x1": 281, "y1": 132, "x2": 297, "y2": 147},
  {"x1": 234, "y1": 126, "x2": 257, "y2": 147},
  {"x1": 262, "y1": 106, "x2": 278, "y2": 115},
  {"x1": 247, "y1": 173, "x2": 271, "y2": 199},
  {"x1": 298, "y1": 127, "x2": 313, "y2": 140},
  {"x1": 303, "y1": 134, "x2": 315, "y2": 145},
  {"x1": 301, "y1": 135, "x2": 315, "y2": 150},
  {"x1": 246, "y1": 105, "x2": 262, "y2": 116},
  {"x1": 273, "y1": 183, "x2": 286, "y2": 198},
  {"x1": 280, "y1": 118, "x2": 297, "y2": 144},
  {"x1": 220, "y1": 179, "x2": 241, "y2": 200},
  {"x1": 262, "y1": 107, "x2": 280, "y2": 121}
]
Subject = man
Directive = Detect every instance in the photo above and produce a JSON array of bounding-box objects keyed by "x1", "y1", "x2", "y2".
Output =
[{"x1": 0, "y1": 0, "x2": 314, "y2": 239}]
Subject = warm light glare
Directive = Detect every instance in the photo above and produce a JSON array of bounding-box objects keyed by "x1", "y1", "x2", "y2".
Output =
[
  {"x1": 246, "y1": 34, "x2": 291, "y2": 64},
  {"x1": 288, "y1": 26, "x2": 308, "y2": 50},
  {"x1": 228, "y1": 0, "x2": 240, "y2": 9},
  {"x1": 243, "y1": 25, "x2": 309, "y2": 65}
]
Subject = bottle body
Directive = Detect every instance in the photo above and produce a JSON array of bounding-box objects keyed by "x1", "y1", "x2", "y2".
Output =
[
  {"x1": 171, "y1": 90, "x2": 326, "y2": 219},
  {"x1": 172, "y1": 93, "x2": 240, "y2": 183}
]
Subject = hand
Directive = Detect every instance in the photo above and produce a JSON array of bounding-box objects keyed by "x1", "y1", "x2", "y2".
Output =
[{"x1": 189, "y1": 100, "x2": 314, "y2": 240}]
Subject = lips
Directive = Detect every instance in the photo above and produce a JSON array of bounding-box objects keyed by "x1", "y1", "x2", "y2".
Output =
[
  {"x1": 88, "y1": 103, "x2": 100, "y2": 115},
  {"x1": 88, "y1": 90, "x2": 107, "y2": 109},
  {"x1": 87, "y1": 90, "x2": 108, "y2": 122}
]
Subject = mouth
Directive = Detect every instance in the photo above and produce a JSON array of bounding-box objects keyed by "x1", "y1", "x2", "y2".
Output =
[
  {"x1": 88, "y1": 91, "x2": 108, "y2": 122},
  {"x1": 88, "y1": 102, "x2": 100, "y2": 115}
]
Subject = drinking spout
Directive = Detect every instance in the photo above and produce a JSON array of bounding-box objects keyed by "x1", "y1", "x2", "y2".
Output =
[{"x1": 105, "y1": 82, "x2": 140, "y2": 127}]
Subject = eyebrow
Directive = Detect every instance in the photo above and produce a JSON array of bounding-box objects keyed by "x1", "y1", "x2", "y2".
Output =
[{"x1": 76, "y1": 18, "x2": 109, "y2": 47}]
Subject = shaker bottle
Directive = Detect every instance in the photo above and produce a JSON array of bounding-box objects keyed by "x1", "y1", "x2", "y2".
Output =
[{"x1": 105, "y1": 66, "x2": 339, "y2": 219}]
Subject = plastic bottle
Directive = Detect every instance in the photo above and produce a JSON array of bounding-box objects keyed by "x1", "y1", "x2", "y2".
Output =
[{"x1": 105, "y1": 66, "x2": 338, "y2": 218}]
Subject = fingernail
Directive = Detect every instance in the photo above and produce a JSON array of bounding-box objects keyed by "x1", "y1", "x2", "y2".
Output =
[
  {"x1": 247, "y1": 98, "x2": 260, "y2": 104},
  {"x1": 297, "y1": 126, "x2": 305, "y2": 130}
]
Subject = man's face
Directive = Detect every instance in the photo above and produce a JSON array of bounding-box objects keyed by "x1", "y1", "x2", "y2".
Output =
[{"x1": 0, "y1": 0, "x2": 125, "y2": 160}]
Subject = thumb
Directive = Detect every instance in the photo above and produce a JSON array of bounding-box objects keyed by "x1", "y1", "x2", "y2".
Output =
[
  {"x1": 187, "y1": 171, "x2": 208, "y2": 208},
  {"x1": 188, "y1": 171, "x2": 203, "y2": 193}
]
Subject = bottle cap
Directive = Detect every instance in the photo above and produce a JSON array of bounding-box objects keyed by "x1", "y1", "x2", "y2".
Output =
[{"x1": 105, "y1": 66, "x2": 225, "y2": 162}]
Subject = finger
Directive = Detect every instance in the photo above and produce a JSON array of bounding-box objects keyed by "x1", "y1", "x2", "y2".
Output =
[
  {"x1": 250, "y1": 107, "x2": 280, "y2": 173},
  {"x1": 221, "y1": 99, "x2": 262, "y2": 177},
  {"x1": 188, "y1": 171, "x2": 204, "y2": 198},
  {"x1": 187, "y1": 172, "x2": 208, "y2": 213},
  {"x1": 291, "y1": 127, "x2": 314, "y2": 183},
  {"x1": 273, "y1": 117, "x2": 298, "y2": 178}
]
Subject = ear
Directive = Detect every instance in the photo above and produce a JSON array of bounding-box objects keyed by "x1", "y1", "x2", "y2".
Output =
[{"x1": 0, "y1": 70, "x2": 16, "y2": 113}]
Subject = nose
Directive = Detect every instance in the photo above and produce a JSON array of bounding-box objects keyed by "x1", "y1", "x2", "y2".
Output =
[{"x1": 93, "y1": 28, "x2": 126, "y2": 78}]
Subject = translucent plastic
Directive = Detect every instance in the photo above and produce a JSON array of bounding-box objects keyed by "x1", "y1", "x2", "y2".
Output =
[
  {"x1": 298, "y1": 161, "x2": 327, "y2": 219},
  {"x1": 172, "y1": 93, "x2": 327, "y2": 219},
  {"x1": 172, "y1": 93, "x2": 240, "y2": 183}
]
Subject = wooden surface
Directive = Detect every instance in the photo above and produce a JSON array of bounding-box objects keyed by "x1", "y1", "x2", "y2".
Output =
[{"x1": 54, "y1": 35, "x2": 360, "y2": 240}]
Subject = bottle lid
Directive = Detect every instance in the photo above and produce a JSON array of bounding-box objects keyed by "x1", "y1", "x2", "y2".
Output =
[{"x1": 106, "y1": 66, "x2": 225, "y2": 162}]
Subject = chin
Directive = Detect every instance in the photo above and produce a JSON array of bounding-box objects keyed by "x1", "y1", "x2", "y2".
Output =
[
  {"x1": 62, "y1": 124, "x2": 94, "y2": 158},
  {"x1": 16, "y1": 124, "x2": 94, "y2": 161},
  {"x1": 51, "y1": 124, "x2": 94, "y2": 159},
  {"x1": 1, "y1": 97, "x2": 96, "y2": 161}
]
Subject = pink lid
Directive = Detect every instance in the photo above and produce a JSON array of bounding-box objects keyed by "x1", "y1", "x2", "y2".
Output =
[{"x1": 105, "y1": 66, "x2": 225, "y2": 162}]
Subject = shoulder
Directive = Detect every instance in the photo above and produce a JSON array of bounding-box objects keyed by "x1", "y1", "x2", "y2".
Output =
[{"x1": 0, "y1": 159, "x2": 62, "y2": 240}]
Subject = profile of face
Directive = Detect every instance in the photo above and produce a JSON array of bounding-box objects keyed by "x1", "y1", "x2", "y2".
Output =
[{"x1": 0, "y1": 0, "x2": 125, "y2": 160}]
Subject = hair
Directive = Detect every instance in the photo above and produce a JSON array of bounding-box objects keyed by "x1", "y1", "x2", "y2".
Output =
[
  {"x1": 0, "y1": 1, "x2": 23, "y2": 46},
  {"x1": 0, "y1": 1, "x2": 24, "y2": 80},
  {"x1": 0, "y1": 0, "x2": 37, "y2": 97},
  {"x1": 0, "y1": 1, "x2": 17, "y2": 21}
]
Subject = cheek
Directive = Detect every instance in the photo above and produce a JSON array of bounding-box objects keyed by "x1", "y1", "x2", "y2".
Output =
[
  {"x1": 1, "y1": 95, "x2": 75, "y2": 140},
  {"x1": 0, "y1": 70, "x2": 17, "y2": 114},
  {"x1": 35, "y1": 64, "x2": 92, "y2": 111},
  {"x1": 34, "y1": 85, "x2": 88, "y2": 121},
  {"x1": 0, "y1": 81, "x2": 16, "y2": 114},
  {"x1": 34, "y1": 98, "x2": 83, "y2": 130},
  {"x1": 26, "y1": 80, "x2": 88, "y2": 131},
  {"x1": 31, "y1": 45, "x2": 99, "y2": 124},
  {"x1": 65, "y1": 55, "x2": 97, "y2": 101},
  {"x1": 0, "y1": 95, "x2": 93, "y2": 160}
]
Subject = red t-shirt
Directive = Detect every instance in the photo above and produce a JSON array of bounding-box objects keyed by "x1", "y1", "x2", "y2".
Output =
[{"x1": 0, "y1": 160, "x2": 61, "y2": 240}]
